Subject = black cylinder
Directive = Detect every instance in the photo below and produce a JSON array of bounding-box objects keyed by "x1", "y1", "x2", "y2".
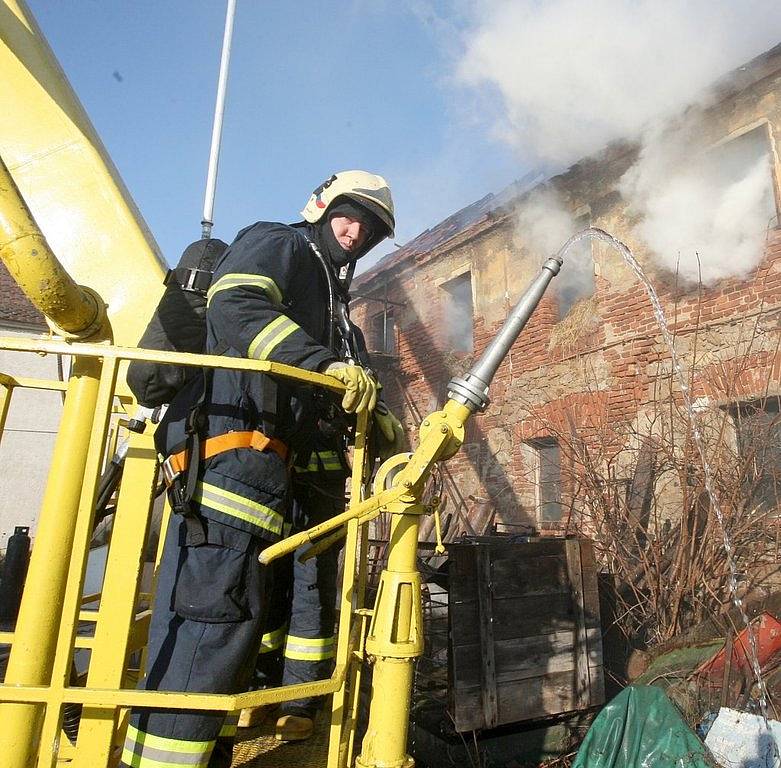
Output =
[{"x1": 0, "y1": 526, "x2": 31, "y2": 622}]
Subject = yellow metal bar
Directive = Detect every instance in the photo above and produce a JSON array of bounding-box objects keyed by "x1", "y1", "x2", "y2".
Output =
[
  {"x1": 127, "y1": 610, "x2": 152, "y2": 653},
  {"x1": 0, "y1": 154, "x2": 107, "y2": 339},
  {"x1": 0, "y1": 335, "x2": 346, "y2": 393},
  {"x1": 327, "y1": 409, "x2": 369, "y2": 768},
  {"x1": 260, "y1": 485, "x2": 406, "y2": 566},
  {"x1": 0, "y1": 375, "x2": 71, "y2": 392},
  {"x1": 138, "y1": 502, "x2": 172, "y2": 681},
  {"x1": 0, "y1": 633, "x2": 96, "y2": 649},
  {"x1": 0, "y1": 379, "x2": 11, "y2": 448},
  {"x1": 73, "y1": 430, "x2": 158, "y2": 768},
  {"x1": 345, "y1": 422, "x2": 374, "y2": 768},
  {"x1": 36, "y1": 357, "x2": 118, "y2": 768},
  {"x1": 80, "y1": 592, "x2": 101, "y2": 605},
  {"x1": 0, "y1": 656, "x2": 353, "y2": 710},
  {"x1": 0, "y1": 354, "x2": 103, "y2": 767}
]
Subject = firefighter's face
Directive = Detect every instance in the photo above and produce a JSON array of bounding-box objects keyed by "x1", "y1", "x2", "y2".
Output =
[{"x1": 330, "y1": 215, "x2": 371, "y2": 254}]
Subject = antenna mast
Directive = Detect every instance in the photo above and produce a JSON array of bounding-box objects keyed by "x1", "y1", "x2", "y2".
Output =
[{"x1": 201, "y1": 0, "x2": 237, "y2": 239}]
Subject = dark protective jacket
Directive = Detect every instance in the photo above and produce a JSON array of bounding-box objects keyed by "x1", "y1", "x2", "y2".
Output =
[{"x1": 155, "y1": 221, "x2": 341, "y2": 541}]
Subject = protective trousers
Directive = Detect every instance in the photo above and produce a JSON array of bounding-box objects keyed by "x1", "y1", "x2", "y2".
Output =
[
  {"x1": 254, "y1": 475, "x2": 345, "y2": 716},
  {"x1": 121, "y1": 516, "x2": 271, "y2": 768}
]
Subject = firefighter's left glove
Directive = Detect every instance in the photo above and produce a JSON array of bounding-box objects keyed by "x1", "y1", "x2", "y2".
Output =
[
  {"x1": 323, "y1": 362, "x2": 379, "y2": 414},
  {"x1": 374, "y1": 401, "x2": 408, "y2": 461}
]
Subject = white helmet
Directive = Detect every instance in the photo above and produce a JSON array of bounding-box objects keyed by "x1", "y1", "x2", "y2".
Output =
[{"x1": 301, "y1": 170, "x2": 395, "y2": 239}]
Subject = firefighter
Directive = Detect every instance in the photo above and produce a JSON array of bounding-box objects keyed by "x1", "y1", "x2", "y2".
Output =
[
  {"x1": 245, "y1": 316, "x2": 403, "y2": 742},
  {"x1": 121, "y1": 171, "x2": 399, "y2": 768}
]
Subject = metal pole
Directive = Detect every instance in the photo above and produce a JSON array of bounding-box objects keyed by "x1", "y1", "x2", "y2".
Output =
[
  {"x1": 448, "y1": 255, "x2": 562, "y2": 414},
  {"x1": 201, "y1": 0, "x2": 237, "y2": 240},
  {"x1": 356, "y1": 504, "x2": 423, "y2": 768}
]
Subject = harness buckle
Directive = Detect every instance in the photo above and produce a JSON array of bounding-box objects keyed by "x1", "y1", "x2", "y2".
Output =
[
  {"x1": 183, "y1": 268, "x2": 210, "y2": 294},
  {"x1": 161, "y1": 455, "x2": 182, "y2": 487}
]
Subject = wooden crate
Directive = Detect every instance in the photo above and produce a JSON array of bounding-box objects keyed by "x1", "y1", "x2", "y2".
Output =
[{"x1": 448, "y1": 537, "x2": 604, "y2": 732}]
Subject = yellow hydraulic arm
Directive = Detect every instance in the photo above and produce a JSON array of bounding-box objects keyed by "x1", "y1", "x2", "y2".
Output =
[{"x1": 0, "y1": 0, "x2": 166, "y2": 347}]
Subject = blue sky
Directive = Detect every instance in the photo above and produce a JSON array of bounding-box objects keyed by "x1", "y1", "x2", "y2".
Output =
[{"x1": 27, "y1": 1, "x2": 525, "y2": 272}]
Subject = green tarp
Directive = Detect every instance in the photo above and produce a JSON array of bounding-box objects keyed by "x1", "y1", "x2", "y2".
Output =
[{"x1": 572, "y1": 685, "x2": 711, "y2": 768}]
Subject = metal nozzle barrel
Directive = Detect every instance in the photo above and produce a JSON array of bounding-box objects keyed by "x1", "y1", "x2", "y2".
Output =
[
  {"x1": 0, "y1": 154, "x2": 107, "y2": 339},
  {"x1": 448, "y1": 255, "x2": 563, "y2": 413}
]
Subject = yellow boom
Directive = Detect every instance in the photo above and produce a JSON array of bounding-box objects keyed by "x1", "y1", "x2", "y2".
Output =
[{"x1": 0, "y1": 0, "x2": 165, "y2": 347}]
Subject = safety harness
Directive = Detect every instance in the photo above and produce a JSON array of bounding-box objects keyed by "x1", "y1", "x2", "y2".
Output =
[{"x1": 162, "y1": 426, "x2": 288, "y2": 545}]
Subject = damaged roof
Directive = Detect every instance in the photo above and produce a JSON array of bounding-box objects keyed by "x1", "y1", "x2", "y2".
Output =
[
  {"x1": 0, "y1": 260, "x2": 46, "y2": 328},
  {"x1": 356, "y1": 169, "x2": 548, "y2": 288}
]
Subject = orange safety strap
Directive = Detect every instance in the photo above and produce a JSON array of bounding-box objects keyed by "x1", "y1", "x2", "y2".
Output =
[{"x1": 165, "y1": 430, "x2": 288, "y2": 479}]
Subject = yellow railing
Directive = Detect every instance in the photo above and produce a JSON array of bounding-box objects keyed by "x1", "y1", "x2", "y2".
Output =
[
  {"x1": 0, "y1": 336, "x2": 471, "y2": 768},
  {"x1": 0, "y1": 338, "x2": 371, "y2": 768}
]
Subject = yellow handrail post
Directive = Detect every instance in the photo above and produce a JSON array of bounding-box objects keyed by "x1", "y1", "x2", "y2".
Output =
[
  {"x1": 0, "y1": 148, "x2": 113, "y2": 767},
  {"x1": 0, "y1": 354, "x2": 103, "y2": 767},
  {"x1": 355, "y1": 400, "x2": 470, "y2": 768},
  {"x1": 71, "y1": 430, "x2": 159, "y2": 768},
  {"x1": 327, "y1": 410, "x2": 370, "y2": 768},
  {"x1": 355, "y1": 501, "x2": 423, "y2": 768},
  {"x1": 0, "y1": 378, "x2": 12, "y2": 446}
]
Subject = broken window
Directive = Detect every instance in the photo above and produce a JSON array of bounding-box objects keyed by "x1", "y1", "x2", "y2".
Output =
[
  {"x1": 531, "y1": 438, "x2": 562, "y2": 523},
  {"x1": 733, "y1": 397, "x2": 781, "y2": 516},
  {"x1": 709, "y1": 124, "x2": 778, "y2": 229},
  {"x1": 557, "y1": 211, "x2": 596, "y2": 319},
  {"x1": 370, "y1": 308, "x2": 396, "y2": 355},
  {"x1": 441, "y1": 272, "x2": 474, "y2": 353}
]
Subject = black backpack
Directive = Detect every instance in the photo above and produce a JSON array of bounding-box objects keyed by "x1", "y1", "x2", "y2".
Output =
[{"x1": 127, "y1": 238, "x2": 228, "y2": 407}]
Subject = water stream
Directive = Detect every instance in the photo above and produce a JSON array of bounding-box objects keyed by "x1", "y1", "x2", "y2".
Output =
[{"x1": 557, "y1": 227, "x2": 774, "y2": 735}]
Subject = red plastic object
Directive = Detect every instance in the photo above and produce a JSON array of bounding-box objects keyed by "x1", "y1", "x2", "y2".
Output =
[{"x1": 696, "y1": 612, "x2": 781, "y2": 682}]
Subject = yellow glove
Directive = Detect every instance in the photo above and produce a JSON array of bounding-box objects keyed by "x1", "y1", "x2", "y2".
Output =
[
  {"x1": 323, "y1": 362, "x2": 378, "y2": 414},
  {"x1": 374, "y1": 401, "x2": 408, "y2": 460}
]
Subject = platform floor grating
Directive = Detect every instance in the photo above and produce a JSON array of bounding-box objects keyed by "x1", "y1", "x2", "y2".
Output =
[{"x1": 231, "y1": 712, "x2": 332, "y2": 767}]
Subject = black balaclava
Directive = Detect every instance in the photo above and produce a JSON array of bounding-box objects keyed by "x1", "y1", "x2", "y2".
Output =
[{"x1": 313, "y1": 198, "x2": 387, "y2": 269}]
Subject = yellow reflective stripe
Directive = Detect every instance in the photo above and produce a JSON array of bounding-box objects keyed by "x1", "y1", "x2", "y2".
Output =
[
  {"x1": 284, "y1": 634, "x2": 335, "y2": 661},
  {"x1": 259, "y1": 623, "x2": 288, "y2": 653},
  {"x1": 193, "y1": 482, "x2": 283, "y2": 536},
  {"x1": 122, "y1": 725, "x2": 214, "y2": 767},
  {"x1": 206, "y1": 273, "x2": 283, "y2": 307},
  {"x1": 247, "y1": 315, "x2": 301, "y2": 360},
  {"x1": 219, "y1": 713, "x2": 239, "y2": 738},
  {"x1": 294, "y1": 450, "x2": 343, "y2": 473}
]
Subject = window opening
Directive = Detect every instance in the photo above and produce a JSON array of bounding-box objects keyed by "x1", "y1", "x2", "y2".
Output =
[
  {"x1": 709, "y1": 125, "x2": 778, "y2": 229},
  {"x1": 441, "y1": 272, "x2": 474, "y2": 353},
  {"x1": 370, "y1": 309, "x2": 396, "y2": 355},
  {"x1": 532, "y1": 438, "x2": 562, "y2": 523},
  {"x1": 733, "y1": 396, "x2": 781, "y2": 516}
]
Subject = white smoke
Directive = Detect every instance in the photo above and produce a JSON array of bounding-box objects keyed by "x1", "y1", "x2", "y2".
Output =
[
  {"x1": 619, "y1": 119, "x2": 776, "y2": 282},
  {"x1": 455, "y1": 0, "x2": 781, "y2": 283},
  {"x1": 515, "y1": 187, "x2": 595, "y2": 303},
  {"x1": 458, "y1": 0, "x2": 781, "y2": 165},
  {"x1": 515, "y1": 187, "x2": 577, "y2": 258}
]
